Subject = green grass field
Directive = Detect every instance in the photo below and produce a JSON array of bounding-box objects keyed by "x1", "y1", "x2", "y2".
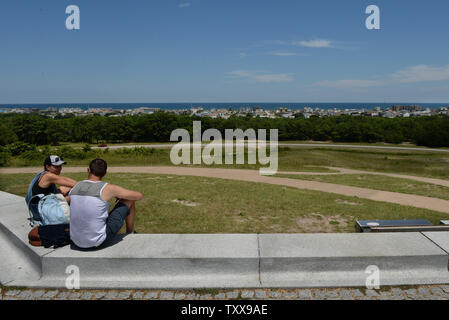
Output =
[
  {"x1": 276, "y1": 173, "x2": 449, "y2": 200},
  {"x1": 5, "y1": 145, "x2": 449, "y2": 178},
  {"x1": 1, "y1": 172, "x2": 448, "y2": 234},
  {"x1": 3, "y1": 142, "x2": 449, "y2": 234}
]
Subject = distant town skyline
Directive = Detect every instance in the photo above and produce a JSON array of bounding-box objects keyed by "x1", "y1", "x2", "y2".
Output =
[
  {"x1": 3, "y1": 103, "x2": 448, "y2": 120},
  {"x1": 1, "y1": 0, "x2": 449, "y2": 103}
]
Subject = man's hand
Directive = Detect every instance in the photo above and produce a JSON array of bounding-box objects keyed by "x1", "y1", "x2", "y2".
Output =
[{"x1": 59, "y1": 186, "x2": 72, "y2": 196}]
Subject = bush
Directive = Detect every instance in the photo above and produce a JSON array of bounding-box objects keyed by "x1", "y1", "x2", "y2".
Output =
[
  {"x1": 111, "y1": 147, "x2": 159, "y2": 158},
  {"x1": 56, "y1": 146, "x2": 87, "y2": 159},
  {"x1": 0, "y1": 123, "x2": 18, "y2": 146},
  {"x1": 82, "y1": 144, "x2": 92, "y2": 153},
  {"x1": 0, "y1": 146, "x2": 11, "y2": 166},
  {"x1": 40, "y1": 145, "x2": 52, "y2": 156},
  {"x1": 19, "y1": 149, "x2": 44, "y2": 161},
  {"x1": 6, "y1": 142, "x2": 37, "y2": 156}
]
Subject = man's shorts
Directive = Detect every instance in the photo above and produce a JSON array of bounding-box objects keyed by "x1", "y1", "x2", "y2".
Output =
[{"x1": 104, "y1": 201, "x2": 131, "y2": 243}]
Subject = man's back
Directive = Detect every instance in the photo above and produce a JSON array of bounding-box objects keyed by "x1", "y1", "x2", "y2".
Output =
[{"x1": 69, "y1": 180, "x2": 110, "y2": 248}]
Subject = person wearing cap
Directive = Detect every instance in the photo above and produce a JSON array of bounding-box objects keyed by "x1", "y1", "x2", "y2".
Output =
[
  {"x1": 25, "y1": 155, "x2": 78, "y2": 246},
  {"x1": 25, "y1": 155, "x2": 78, "y2": 227},
  {"x1": 31, "y1": 155, "x2": 78, "y2": 201}
]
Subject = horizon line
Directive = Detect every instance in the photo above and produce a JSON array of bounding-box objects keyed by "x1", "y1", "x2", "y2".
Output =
[{"x1": 2, "y1": 101, "x2": 449, "y2": 106}]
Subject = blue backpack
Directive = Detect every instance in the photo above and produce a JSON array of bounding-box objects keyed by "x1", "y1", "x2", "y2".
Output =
[{"x1": 25, "y1": 172, "x2": 69, "y2": 227}]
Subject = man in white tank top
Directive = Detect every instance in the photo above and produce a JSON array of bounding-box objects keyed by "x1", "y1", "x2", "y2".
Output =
[{"x1": 69, "y1": 159, "x2": 143, "y2": 249}]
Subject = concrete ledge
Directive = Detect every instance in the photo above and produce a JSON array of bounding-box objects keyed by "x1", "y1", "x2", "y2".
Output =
[
  {"x1": 1, "y1": 191, "x2": 449, "y2": 289},
  {"x1": 259, "y1": 234, "x2": 449, "y2": 287},
  {"x1": 0, "y1": 192, "x2": 52, "y2": 276},
  {"x1": 40, "y1": 234, "x2": 260, "y2": 288}
]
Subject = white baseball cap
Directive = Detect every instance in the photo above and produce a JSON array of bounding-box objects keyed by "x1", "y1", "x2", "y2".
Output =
[{"x1": 44, "y1": 155, "x2": 67, "y2": 166}]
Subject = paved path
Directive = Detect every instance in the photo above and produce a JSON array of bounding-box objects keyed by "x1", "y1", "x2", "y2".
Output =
[
  {"x1": 280, "y1": 166, "x2": 449, "y2": 188},
  {"x1": 2, "y1": 166, "x2": 449, "y2": 213},
  {"x1": 2, "y1": 285, "x2": 449, "y2": 300}
]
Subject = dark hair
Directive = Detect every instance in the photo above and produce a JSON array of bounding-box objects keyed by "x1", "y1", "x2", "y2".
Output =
[
  {"x1": 89, "y1": 158, "x2": 107, "y2": 178},
  {"x1": 43, "y1": 156, "x2": 52, "y2": 171}
]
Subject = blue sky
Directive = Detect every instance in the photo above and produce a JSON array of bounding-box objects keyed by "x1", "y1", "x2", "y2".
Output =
[{"x1": 1, "y1": 0, "x2": 449, "y2": 103}]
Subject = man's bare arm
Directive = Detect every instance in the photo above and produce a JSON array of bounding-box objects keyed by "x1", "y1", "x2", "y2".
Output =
[
  {"x1": 41, "y1": 173, "x2": 77, "y2": 188},
  {"x1": 104, "y1": 184, "x2": 143, "y2": 202}
]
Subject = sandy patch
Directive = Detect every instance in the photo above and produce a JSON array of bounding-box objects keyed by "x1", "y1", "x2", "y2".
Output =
[
  {"x1": 172, "y1": 199, "x2": 199, "y2": 207},
  {"x1": 335, "y1": 199, "x2": 361, "y2": 205},
  {"x1": 296, "y1": 213, "x2": 352, "y2": 233}
]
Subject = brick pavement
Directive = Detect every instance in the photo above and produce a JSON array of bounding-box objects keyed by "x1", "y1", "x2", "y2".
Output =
[{"x1": 2, "y1": 285, "x2": 449, "y2": 300}]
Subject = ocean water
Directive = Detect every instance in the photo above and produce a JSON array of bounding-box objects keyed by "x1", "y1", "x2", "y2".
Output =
[{"x1": 1, "y1": 102, "x2": 448, "y2": 111}]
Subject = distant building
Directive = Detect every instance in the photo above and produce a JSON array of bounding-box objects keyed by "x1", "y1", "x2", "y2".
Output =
[
  {"x1": 382, "y1": 111, "x2": 395, "y2": 118},
  {"x1": 391, "y1": 105, "x2": 422, "y2": 112},
  {"x1": 136, "y1": 107, "x2": 159, "y2": 114}
]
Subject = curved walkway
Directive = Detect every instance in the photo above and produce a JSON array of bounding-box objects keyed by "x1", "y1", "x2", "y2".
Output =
[
  {"x1": 2, "y1": 166, "x2": 449, "y2": 213},
  {"x1": 279, "y1": 166, "x2": 449, "y2": 188}
]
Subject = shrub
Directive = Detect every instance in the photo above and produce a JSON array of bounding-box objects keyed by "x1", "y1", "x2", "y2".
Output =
[
  {"x1": 20, "y1": 149, "x2": 43, "y2": 161},
  {"x1": 82, "y1": 144, "x2": 92, "y2": 153},
  {"x1": 0, "y1": 146, "x2": 11, "y2": 166},
  {"x1": 56, "y1": 146, "x2": 87, "y2": 159},
  {"x1": 6, "y1": 142, "x2": 37, "y2": 156}
]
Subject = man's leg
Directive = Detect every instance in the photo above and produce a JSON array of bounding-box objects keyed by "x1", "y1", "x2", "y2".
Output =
[
  {"x1": 104, "y1": 199, "x2": 137, "y2": 245},
  {"x1": 119, "y1": 199, "x2": 136, "y2": 233}
]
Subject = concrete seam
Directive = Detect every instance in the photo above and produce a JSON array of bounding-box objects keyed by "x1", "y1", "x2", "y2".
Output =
[
  {"x1": 419, "y1": 232, "x2": 449, "y2": 272},
  {"x1": 257, "y1": 233, "x2": 261, "y2": 286},
  {"x1": 420, "y1": 232, "x2": 449, "y2": 255},
  {"x1": 41, "y1": 249, "x2": 57, "y2": 257}
]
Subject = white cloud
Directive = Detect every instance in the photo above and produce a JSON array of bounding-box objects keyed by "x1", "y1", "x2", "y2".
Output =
[
  {"x1": 228, "y1": 70, "x2": 294, "y2": 83},
  {"x1": 316, "y1": 79, "x2": 383, "y2": 88},
  {"x1": 178, "y1": 2, "x2": 191, "y2": 8},
  {"x1": 392, "y1": 64, "x2": 449, "y2": 83},
  {"x1": 296, "y1": 39, "x2": 332, "y2": 48},
  {"x1": 269, "y1": 51, "x2": 297, "y2": 57},
  {"x1": 315, "y1": 64, "x2": 449, "y2": 89}
]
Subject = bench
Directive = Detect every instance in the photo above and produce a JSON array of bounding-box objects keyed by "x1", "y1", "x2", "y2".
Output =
[{"x1": 356, "y1": 219, "x2": 449, "y2": 233}]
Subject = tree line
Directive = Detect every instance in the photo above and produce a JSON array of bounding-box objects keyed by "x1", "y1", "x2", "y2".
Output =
[{"x1": 1, "y1": 112, "x2": 449, "y2": 148}]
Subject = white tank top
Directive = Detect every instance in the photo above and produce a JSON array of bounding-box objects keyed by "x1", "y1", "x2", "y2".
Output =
[{"x1": 69, "y1": 180, "x2": 109, "y2": 248}]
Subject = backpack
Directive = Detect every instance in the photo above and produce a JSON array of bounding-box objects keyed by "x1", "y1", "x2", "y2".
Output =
[
  {"x1": 37, "y1": 193, "x2": 70, "y2": 225},
  {"x1": 28, "y1": 224, "x2": 71, "y2": 248},
  {"x1": 25, "y1": 172, "x2": 69, "y2": 226}
]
